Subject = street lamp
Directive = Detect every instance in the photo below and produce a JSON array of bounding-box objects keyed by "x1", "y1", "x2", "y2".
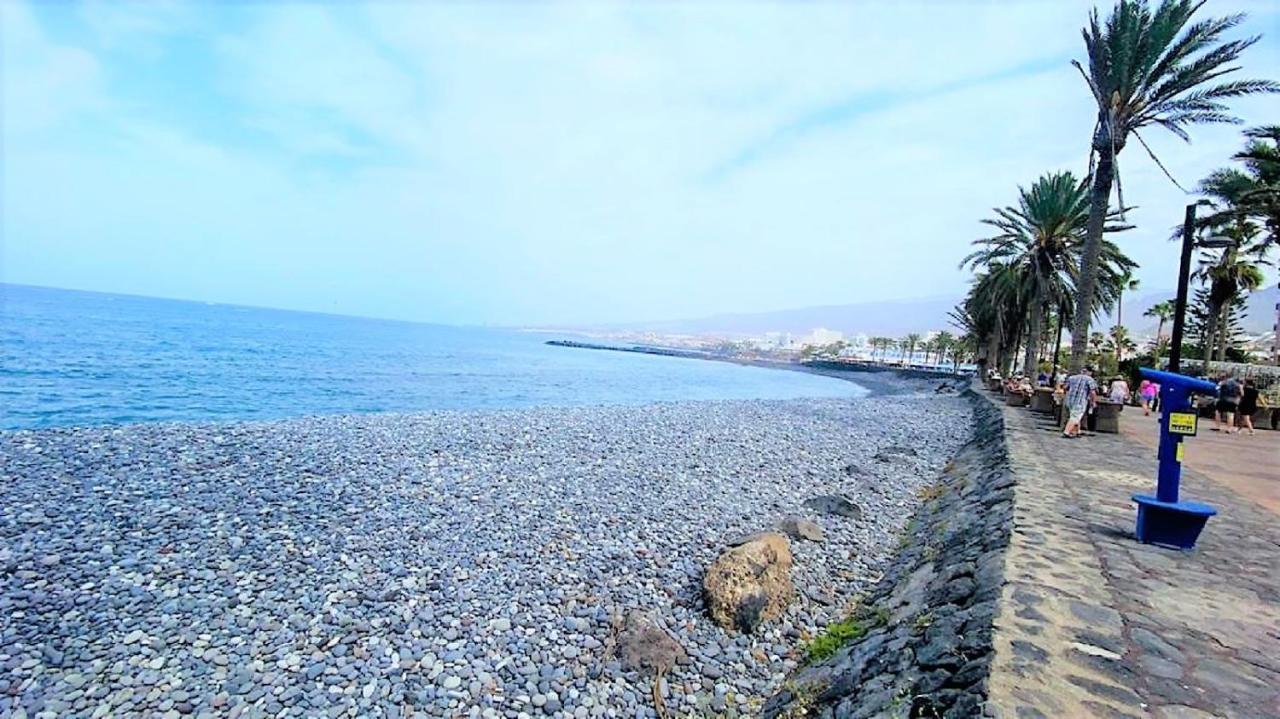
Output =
[{"x1": 1166, "y1": 203, "x2": 1234, "y2": 374}]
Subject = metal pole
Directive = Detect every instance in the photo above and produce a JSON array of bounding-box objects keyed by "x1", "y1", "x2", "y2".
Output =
[{"x1": 1168, "y1": 204, "x2": 1196, "y2": 374}]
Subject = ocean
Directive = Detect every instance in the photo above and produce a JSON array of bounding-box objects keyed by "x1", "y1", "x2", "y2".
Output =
[{"x1": 0, "y1": 284, "x2": 864, "y2": 430}]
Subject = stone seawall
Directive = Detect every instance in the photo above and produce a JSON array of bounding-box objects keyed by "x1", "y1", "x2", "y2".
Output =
[{"x1": 765, "y1": 390, "x2": 1013, "y2": 718}]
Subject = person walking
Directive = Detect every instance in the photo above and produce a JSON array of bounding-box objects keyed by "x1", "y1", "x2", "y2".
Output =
[
  {"x1": 1109, "y1": 376, "x2": 1131, "y2": 404},
  {"x1": 1238, "y1": 379, "x2": 1260, "y2": 435},
  {"x1": 1215, "y1": 375, "x2": 1244, "y2": 434},
  {"x1": 1062, "y1": 366, "x2": 1098, "y2": 439},
  {"x1": 1139, "y1": 379, "x2": 1158, "y2": 416}
]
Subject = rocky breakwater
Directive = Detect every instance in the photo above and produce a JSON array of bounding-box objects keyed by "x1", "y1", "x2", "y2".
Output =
[
  {"x1": 765, "y1": 391, "x2": 1012, "y2": 718},
  {"x1": 0, "y1": 389, "x2": 972, "y2": 718}
]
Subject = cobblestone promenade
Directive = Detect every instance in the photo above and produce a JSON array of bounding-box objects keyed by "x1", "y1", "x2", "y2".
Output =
[{"x1": 984, "y1": 392, "x2": 1279, "y2": 719}]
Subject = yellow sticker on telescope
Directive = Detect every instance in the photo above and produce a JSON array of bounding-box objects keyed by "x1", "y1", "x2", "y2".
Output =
[
  {"x1": 1176, "y1": 443, "x2": 1185, "y2": 462},
  {"x1": 1168, "y1": 412, "x2": 1198, "y2": 436}
]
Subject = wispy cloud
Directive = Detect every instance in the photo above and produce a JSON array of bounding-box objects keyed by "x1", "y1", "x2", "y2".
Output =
[{"x1": 704, "y1": 54, "x2": 1071, "y2": 183}]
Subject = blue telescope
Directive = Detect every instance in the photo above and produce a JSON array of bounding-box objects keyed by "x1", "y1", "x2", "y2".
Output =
[{"x1": 1133, "y1": 368, "x2": 1220, "y2": 549}]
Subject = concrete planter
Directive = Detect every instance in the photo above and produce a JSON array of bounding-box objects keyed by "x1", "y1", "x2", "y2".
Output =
[
  {"x1": 1005, "y1": 392, "x2": 1029, "y2": 408},
  {"x1": 1029, "y1": 388, "x2": 1055, "y2": 413},
  {"x1": 1094, "y1": 400, "x2": 1123, "y2": 433}
]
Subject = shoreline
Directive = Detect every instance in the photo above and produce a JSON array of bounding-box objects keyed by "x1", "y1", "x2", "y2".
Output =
[
  {"x1": 1, "y1": 385, "x2": 973, "y2": 717},
  {"x1": 544, "y1": 339, "x2": 965, "y2": 399},
  {"x1": 1, "y1": 352, "x2": 897, "y2": 436}
]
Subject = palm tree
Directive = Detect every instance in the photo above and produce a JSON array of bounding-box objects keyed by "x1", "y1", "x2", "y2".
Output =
[
  {"x1": 1191, "y1": 140, "x2": 1277, "y2": 369},
  {"x1": 1108, "y1": 324, "x2": 1138, "y2": 361},
  {"x1": 903, "y1": 333, "x2": 922, "y2": 365},
  {"x1": 1194, "y1": 228, "x2": 1267, "y2": 368},
  {"x1": 1114, "y1": 272, "x2": 1140, "y2": 357},
  {"x1": 968, "y1": 264, "x2": 1025, "y2": 376},
  {"x1": 1232, "y1": 125, "x2": 1280, "y2": 243},
  {"x1": 933, "y1": 331, "x2": 955, "y2": 369},
  {"x1": 868, "y1": 337, "x2": 887, "y2": 362},
  {"x1": 1143, "y1": 300, "x2": 1175, "y2": 359},
  {"x1": 948, "y1": 334, "x2": 971, "y2": 374},
  {"x1": 1111, "y1": 269, "x2": 1141, "y2": 363},
  {"x1": 1189, "y1": 290, "x2": 1249, "y2": 361},
  {"x1": 963, "y1": 171, "x2": 1133, "y2": 377},
  {"x1": 1067, "y1": 0, "x2": 1279, "y2": 372}
]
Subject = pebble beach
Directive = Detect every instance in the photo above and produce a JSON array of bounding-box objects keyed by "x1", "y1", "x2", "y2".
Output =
[{"x1": 1, "y1": 386, "x2": 972, "y2": 718}]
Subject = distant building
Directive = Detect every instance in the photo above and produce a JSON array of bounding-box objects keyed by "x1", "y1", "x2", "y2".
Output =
[{"x1": 800, "y1": 327, "x2": 844, "y2": 346}]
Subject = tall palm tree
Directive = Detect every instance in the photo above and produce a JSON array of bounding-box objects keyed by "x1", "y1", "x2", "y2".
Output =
[
  {"x1": 962, "y1": 171, "x2": 1133, "y2": 376},
  {"x1": 1143, "y1": 300, "x2": 1175, "y2": 359},
  {"x1": 1067, "y1": 0, "x2": 1278, "y2": 372},
  {"x1": 1194, "y1": 226, "x2": 1268, "y2": 368},
  {"x1": 1192, "y1": 138, "x2": 1278, "y2": 368}
]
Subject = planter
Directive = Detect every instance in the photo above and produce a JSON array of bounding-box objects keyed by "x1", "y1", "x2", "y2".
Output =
[
  {"x1": 1005, "y1": 392, "x2": 1029, "y2": 407},
  {"x1": 1030, "y1": 388, "x2": 1055, "y2": 413},
  {"x1": 1094, "y1": 400, "x2": 1123, "y2": 433}
]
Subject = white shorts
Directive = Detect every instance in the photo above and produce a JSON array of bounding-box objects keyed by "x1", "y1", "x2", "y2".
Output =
[{"x1": 1067, "y1": 401, "x2": 1088, "y2": 424}]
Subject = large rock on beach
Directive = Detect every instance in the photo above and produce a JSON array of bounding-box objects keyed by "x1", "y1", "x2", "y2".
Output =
[
  {"x1": 617, "y1": 611, "x2": 687, "y2": 674},
  {"x1": 803, "y1": 494, "x2": 864, "y2": 519},
  {"x1": 703, "y1": 532, "x2": 794, "y2": 633},
  {"x1": 778, "y1": 516, "x2": 825, "y2": 542}
]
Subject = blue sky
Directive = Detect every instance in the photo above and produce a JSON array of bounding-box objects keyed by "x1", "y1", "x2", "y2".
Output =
[{"x1": 3, "y1": 1, "x2": 1278, "y2": 326}]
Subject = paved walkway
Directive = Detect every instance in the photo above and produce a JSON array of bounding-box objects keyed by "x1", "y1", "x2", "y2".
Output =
[
  {"x1": 1120, "y1": 410, "x2": 1280, "y2": 516},
  {"x1": 982, "y1": 391, "x2": 1280, "y2": 719}
]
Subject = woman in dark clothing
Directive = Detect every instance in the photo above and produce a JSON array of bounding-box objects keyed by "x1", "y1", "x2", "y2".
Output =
[{"x1": 1238, "y1": 379, "x2": 1260, "y2": 435}]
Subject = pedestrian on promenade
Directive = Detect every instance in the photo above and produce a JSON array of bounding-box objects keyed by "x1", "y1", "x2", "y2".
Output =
[
  {"x1": 1109, "y1": 376, "x2": 1131, "y2": 404},
  {"x1": 1215, "y1": 374, "x2": 1244, "y2": 434},
  {"x1": 1238, "y1": 379, "x2": 1260, "y2": 435},
  {"x1": 1062, "y1": 366, "x2": 1098, "y2": 439},
  {"x1": 1139, "y1": 379, "x2": 1158, "y2": 416}
]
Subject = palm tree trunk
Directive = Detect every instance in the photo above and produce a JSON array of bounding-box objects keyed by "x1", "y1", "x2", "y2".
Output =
[
  {"x1": 1115, "y1": 291, "x2": 1125, "y2": 364},
  {"x1": 1216, "y1": 305, "x2": 1230, "y2": 362},
  {"x1": 1022, "y1": 300, "x2": 1044, "y2": 377},
  {"x1": 1003, "y1": 324, "x2": 1020, "y2": 377},
  {"x1": 987, "y1": 328, "x2": 1001, "y2": 377},
  {"x1": 1155, "y1": 317, "x2": 1166, "y2": 362},
  {"x1": 1070, "y1": 145, "x2": 1115, "y2": 372},
  {"x1": 1203, "y1": 304, "x2": 1220, "y2": 374}
]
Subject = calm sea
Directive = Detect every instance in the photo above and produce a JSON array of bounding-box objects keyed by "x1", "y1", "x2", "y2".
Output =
[{"x1": 0, "y1": 284, "x2": 864, "y2": 430}]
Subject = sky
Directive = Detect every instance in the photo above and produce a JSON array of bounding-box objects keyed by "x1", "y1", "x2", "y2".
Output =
[{"x1": 2, "y1": 1, "x2": 1278, "y2": 327}]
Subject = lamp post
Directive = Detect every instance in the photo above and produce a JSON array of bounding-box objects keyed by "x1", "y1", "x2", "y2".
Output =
[{"x1": 1167, "y1": 203, "x2": 1233, "y2": 375}]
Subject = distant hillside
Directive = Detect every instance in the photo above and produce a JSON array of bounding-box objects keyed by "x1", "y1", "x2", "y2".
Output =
[
  {"x1": 604, "y1": 285, "x2": 1277, "y2": 338},
  {"x1": 1118, "y1": 286, "x2": 1276, "y2": 335},
  {"x1": 606, "y1": 296, "x2": 961, "y2": 337}
]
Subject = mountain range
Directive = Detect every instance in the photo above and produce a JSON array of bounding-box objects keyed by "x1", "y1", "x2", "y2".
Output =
[{"x1": 602, "y1": 286, "x2": 1278, "y2": 338}]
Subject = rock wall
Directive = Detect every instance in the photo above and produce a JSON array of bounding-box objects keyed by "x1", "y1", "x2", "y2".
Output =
[{"x1": 764, "y1": 391, "x2": 1013, "y2": 718}]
